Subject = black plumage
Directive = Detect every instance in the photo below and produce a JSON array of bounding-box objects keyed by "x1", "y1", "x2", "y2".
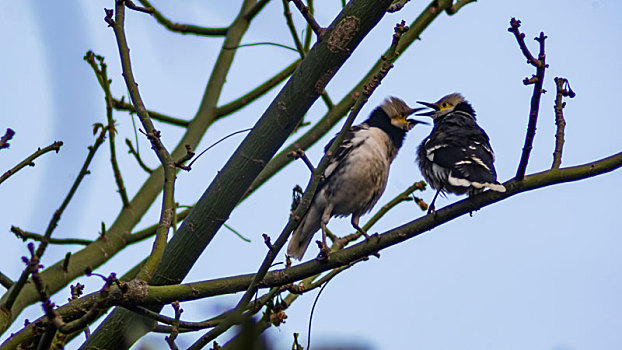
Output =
[
  {"x1": 416, "y1": 93, "x2": 505, "y2": 213},
  {"x1": 287, "y1": 97, "x2": 424, "y2": 260}
]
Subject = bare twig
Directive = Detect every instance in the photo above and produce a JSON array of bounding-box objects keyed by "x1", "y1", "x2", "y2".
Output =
[
  {"x1": 125, "y1": 138, "x2": 154, "y2": 173},
  {"x1": 174, "y1": 144, "x2": 195, "y2": 171},
  {"x1": 113, "y1": 98, "x2": 190, "y2": 127},
  {"x1": 11, "y1": 226, "x2": 92, "y2": 246},
  {"x1": 0, "y1": 128, "x2": 15, "y2": 150},
  {"x1": 446, "y1": 0, "x2": 477, "y2": 15},
  {"x1": 281, "y1": 0, "x2": 334, "y2": 110},
  {"x1": 136, "y1": 0, "x2": 228, "y2": 36},
  {"x1": 84, "y1": 51, "x2": 130, "y2": 207},
  {"x1": 0, "y1": 141, "x2": 63, "y2": 185},
  {"x1": 288, "y1": 149, "x2": 316, "y2": 173},
  {"x1": 509, "y1": 18, "x2": 548, "y2": 180},
  {"x1": 2, "y1": 127, "x2": 106, "y2": 312},
  {"x1": 387, "y1": 0, "x2": 411, "y2": 12},
  {"x1": 164, "y1": 301, "x2": 182, "y2": 350},
  {"x1": 25, "y1": 243, "x2": 63, "y2": 350},
  {"x1": 124, "y1": 0, "x2": 154, "y2": 14},
  {"x1": 552, "y1": 77, "x2": 575, "y2": 169},
  {"x1": 108, "y1": 2, "x2": 176, "y2": 281},
  {"x1": 58, "y1": 274, "x2": 118, "y2": 334},
  {"x1": 0, "y1": 272, "x2": 14, "y2": 290},
  {"x1": 289, "y1": 0, "x2": 325, "y2": 38},
  {"x1": 215, "y1": 60, "x2": 301, "y2": 118}
]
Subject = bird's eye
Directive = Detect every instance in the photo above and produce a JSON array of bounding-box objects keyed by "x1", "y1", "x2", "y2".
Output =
[{"x1": 441, "y1": 102, "x2": 447, "y2": 108}]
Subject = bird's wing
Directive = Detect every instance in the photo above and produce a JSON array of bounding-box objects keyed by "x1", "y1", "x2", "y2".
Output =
[
  {"x1": 322, "y1": 124, "x2": 368, "y2": 180},
  {"x1": 425, "y1": 119, "x2": 498, "y2": 184}
]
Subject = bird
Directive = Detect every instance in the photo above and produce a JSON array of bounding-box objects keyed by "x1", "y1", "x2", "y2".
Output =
[
  {"x1": 415, "y1": 93, "x2": 505, "y2": 213},
  {"x1": 287, "y1": 97, "x2": 425, "y2": 260}
]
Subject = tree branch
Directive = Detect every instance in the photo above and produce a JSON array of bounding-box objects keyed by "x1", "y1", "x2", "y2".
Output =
[
  {"x1": 136, "y1": 0, "x2": 229, "y2": 36},
  {"x1": 84, "y1": 51, "x2": 130, "y2": 207},
  {"x1": 552, "y1": 77, "x2": 575, "y2": 169},
  {"x1": 0, "y1": 128, "x2": 15, "y2": 151},
  {"x1": 289, "y1": 0, "x2": 325, "y2": 38},
  {"x1": 125, "y1": 138, "x2": 154, "y2": 173},
  {"x1": 509, "y1": 18, "x2": 548, "y2": 180},
  {"x1": 108, "y1": 1, "x2": 177, "y2": 283},
  {"x1": 113, "y1": 98, "x2": 190, "y2": 127},
  {"x1": 0, "y1": 141, "x2": 63, "y2": 185},
  {"x1": 5, "y1": 149, "x2": 621, "y2": 347},
  {"x1": 11, "y1": 226, "x2": 92, "y2": 246},
  {"x1": 214, "y1": 59, "x2": 301, "y2": 119},
  {"x1": 1, "y1": 127, "x2": 106, "y2": 314}
]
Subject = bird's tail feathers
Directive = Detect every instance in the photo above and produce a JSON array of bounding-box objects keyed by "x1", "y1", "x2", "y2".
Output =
[
  {"x1": 471, "y1": 181, "x2": 506, "y2": 192},
  {"x1": 287, "y1": 206, "x2": 322, "y2": 260}
]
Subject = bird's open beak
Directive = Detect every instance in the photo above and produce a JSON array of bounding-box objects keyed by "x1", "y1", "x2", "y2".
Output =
[
  {"x1": 415, "y1": 101, "x2": 439, "y2": 117},
  {"x1": 407, "y1": 107, "x2": 426, "y2": 115},
  {"x1": 407, "y1": 118, "x2": 429, "y2": 129}
]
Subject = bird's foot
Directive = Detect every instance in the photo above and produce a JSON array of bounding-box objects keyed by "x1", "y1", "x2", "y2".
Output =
[
  {"x1": 427, "y1": 204, "x2": 436, "y2": 215},
  {"x1": 315, "y1": 240, "x2": 330, "y2": 262}
]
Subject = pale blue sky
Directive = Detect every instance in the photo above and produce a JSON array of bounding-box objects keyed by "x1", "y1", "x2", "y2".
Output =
[{"x1": 0, "y1": 1, "x2": 621, "y2": 349}]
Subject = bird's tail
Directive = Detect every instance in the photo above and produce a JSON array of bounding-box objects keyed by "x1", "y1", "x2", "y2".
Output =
[{"x1": 287, "y1": 205, "x2": 322, "y2": 260}]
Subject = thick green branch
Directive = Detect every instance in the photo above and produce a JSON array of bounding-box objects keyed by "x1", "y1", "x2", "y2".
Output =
[{"x1": 82, "y1": 1, "x2": 395, "y2": 348}]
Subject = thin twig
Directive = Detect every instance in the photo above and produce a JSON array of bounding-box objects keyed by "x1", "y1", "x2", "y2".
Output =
[
  {"x1": 84, "y1": 51, "x2": 130, "y2": 207},
  {"x1": 288, "y1": 149, "x2": 316, "y2": 173},
  {"x1": 0, "y1": 272, "x2": 14, "y2": 290},
  {"x1": 108, "y1": 2, "x2": 176, "y2": 281},
  {"x1": 124, "y1": 0, "x2": 154, "y2": 14},
  {"x1": 215, "y1": 60, "x2": 301, "y2": 118},
  {"x1": 58, "y1": 274, "x2": 118, "y2": 334},
  {"x1": 174, "y1": 144, "x2": 195, "y2": 171},
  {"x1": 552, "y1": 77, "x2": 575, "y2": 169},
  {"x1": 289, "y1": 0, "x2": 325, "y2": 38},
  {"x1": 0, "y1": 141, "x2": 63, "y2": 185},
  {"x1": 0, "y1": 128, "x2": 15, "y2": 150},
  {"x1": 387, "y1": 0, "x2": 411, "y2": 12},
  {"x1": 509, "y1": 18, "x2": 548, "y2": 180},
  {"x1": 113, "y1": 98, "x2": 190, "y2": 127},
  {"x1": 281, "y1": 0, "x2": 334, "y2": 110},
  {"x1": 125, "y1": 138, "x2": 154, "y2": 173},
  {"x1": 11, "y1": 226, "x2": 92, "y2": 246},
  {"x1": 24, "y1": 243, "x2": 63, "y2": 350},
  {"x1": 226, "y1": 41, "x2": 298, "y2": 52},
  {"x1": 446, "y1": 0, "x2": 477, "y2": 15},
  {"x1": 303, "y1": 0, "x2": 314, "y2": 51},
  {"x1": 164, "y1": 301, "x2": 182, "y2": 350},
  {"x1": 136, "y1": 0, "x2": 229, "y2": 36},
  {"x1": 2, "y1": 127, "x2": 106, "y2": 312}
]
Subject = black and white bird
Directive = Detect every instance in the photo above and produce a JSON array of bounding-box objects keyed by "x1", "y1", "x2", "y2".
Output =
[
  {"x1": 416, "y1": 93, "x2": 505, "y2": 213},
  {"x1": 287, "y1": 97, "x2": 425, "y2": 260}
]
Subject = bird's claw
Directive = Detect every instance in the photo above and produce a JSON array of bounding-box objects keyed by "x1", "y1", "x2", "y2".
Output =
[{"x1": 315, "y1": 240, "x2": 330, "y2": 262}]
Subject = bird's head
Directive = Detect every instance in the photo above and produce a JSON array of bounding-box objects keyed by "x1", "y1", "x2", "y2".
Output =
[
  {"x1": 416, "y1": 93, "x2": 475, "y2": 119},
  {"x1": 380, "y1": 96, "x2": 427, "y2": 131}
]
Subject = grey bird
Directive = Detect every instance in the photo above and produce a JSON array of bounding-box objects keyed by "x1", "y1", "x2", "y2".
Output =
[
  {"x1": 287, "y1": 97, "x2": 425, "y2": 260},
  {"x1": 416, "y1": 93, "x2": 505, "y2": 213}
]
